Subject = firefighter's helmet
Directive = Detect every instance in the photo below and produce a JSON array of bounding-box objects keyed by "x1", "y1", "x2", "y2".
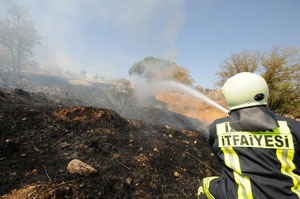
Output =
[{"x1": 222, "y1": 72, "x2": 269, "y2": 111}]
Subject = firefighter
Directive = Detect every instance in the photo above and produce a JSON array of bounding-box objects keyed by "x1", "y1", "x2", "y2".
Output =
[{"x1": 198, "y1": 72, "x2": 300, "y2": 199}]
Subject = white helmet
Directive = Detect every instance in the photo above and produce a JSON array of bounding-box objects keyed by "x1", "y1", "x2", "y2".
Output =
[{"x1": 222, "y1": 72, "x2": 269, "y2": 111}]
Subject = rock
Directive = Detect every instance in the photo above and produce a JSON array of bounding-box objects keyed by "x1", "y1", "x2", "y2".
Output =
[
  {"x1": 10, "y1": 171, "x2": 17, "y2": 176},
  {"x1": 125, "y1": 178, "x2": 132, "y2": 184},
  {"x1": 67, "y1": 159, "x2": 97, "y2": 176},
  {"x1": 5, "y1": 138, "x2": 12, "y2": 143},
  {"x1": 165, "y1": 125, "x2": 171, "y2": 129},
  {"x1": 59, "y1": 142, "x2": 70, "y2": 148},
  {"x1": 112, "y1": 154, "x2": 120, "y2": 159},
  {"x1": 174, "y1": 171, "x2": 180, "y2": 177}
]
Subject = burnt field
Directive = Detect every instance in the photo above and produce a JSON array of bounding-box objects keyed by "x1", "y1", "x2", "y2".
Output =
[{"x1": 0, "y1": 88, "x2": 222, "y2": 199}]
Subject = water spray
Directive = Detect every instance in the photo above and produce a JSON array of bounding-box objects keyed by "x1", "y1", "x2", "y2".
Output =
[{"x1": 153, "y1": 81, "x2": 230, "y2": 114}]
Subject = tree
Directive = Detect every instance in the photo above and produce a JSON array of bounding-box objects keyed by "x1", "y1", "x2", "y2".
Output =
[
  {"x1": 261, "y1": 46, "x2": 300, "y2": 118},
  {"x1": 216, "y1": 46, "x2": 300, "y2": 119},
  {"x1": 129, "y1": 56, "x2": 173, "y2": 80},
  {"x1": 0, "y1": 2, "x2": 40, "y2": 73},
  {"x1": 216, "y1": 49, "x2": 261, "y2": 86},
  {"x1": 129, "y1": 56, "x2": 194, "y2": 85}
]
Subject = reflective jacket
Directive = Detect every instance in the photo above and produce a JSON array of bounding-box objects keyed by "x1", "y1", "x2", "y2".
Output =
[{"x1": 208, "y1": 107, "x2": 300, "y2": 199}]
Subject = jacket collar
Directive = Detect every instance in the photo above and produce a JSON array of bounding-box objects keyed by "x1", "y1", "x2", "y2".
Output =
[{"x1": 229, "y1": 106, "x2": 279, "y2": 132}]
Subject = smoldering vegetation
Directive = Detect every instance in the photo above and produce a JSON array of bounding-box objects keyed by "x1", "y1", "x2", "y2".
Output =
[
  {"x1": 0, "y1": 71, "x2": 209, "y2": 136},
  {"x1": 0, "y1": 85, "x2": 222, "y2": 199}
]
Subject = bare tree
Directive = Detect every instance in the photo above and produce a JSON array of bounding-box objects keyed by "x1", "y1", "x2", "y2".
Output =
[
  {"x1": 216, "y1": 49, "x2": 261, "y2": 86},
  {"x1": 0, "y1": 2, "x2": 40, "y2": 73}
]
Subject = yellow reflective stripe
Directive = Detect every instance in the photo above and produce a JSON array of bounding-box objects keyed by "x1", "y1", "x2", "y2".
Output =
[
  {"x1": 221, "y1": 147, "x2": 253, "y2": 199},
  {"x1": 224, "y1": 147, "x2": 244, "y2": 199},
  {"x1": 243, "y1": 176, "x2": 253, "y2": 199},
  {"x1": 276, "y1": 149, "x2": 300, "y2": 197},
  {"x1": 198, "y1": 177, "x2": 219, "y2": 199},
  {"x1": 197, "y1": 185, "x2": 204, "y2": 197},
  {"x1": 202, "y1": 176, "x2": 219, "y2": 199},
  {"x1": 218, "y1": 121, "x2": 300, "y2": 198},
  {"x1": 218, "y1": 123, "x2": 253, "y2": 199},
  {"x1": 276, "y1": 121, "x2": 300, "y2": 197},
  {"x1": 287, "y1": 150, "x2": 300, "y2": 196},
  {"x1": 220, "y1": 127, "x2": 245, "y2": 198},
  {"x1": 228, "y1": 147, "x2": 253, "y2": 199},
  {"x1": 204, "y1": 180, "x2": 214, "y2": 199},
  {"x1": 278, "y1": 121, "x2": 291, "y2": 134}
]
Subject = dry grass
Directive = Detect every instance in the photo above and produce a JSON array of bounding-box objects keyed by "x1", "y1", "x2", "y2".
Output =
[
  {"x1": 2, "y1": 184, "x2": 37, "y2": 199},
  {"x1": 156, "y1": 90, "x2": 228, "y2": 124}
]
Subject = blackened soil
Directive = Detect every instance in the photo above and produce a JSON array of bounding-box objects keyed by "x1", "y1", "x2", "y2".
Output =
[{"x1": 0, "y1": 88, "x2": 222, "y2": 199}]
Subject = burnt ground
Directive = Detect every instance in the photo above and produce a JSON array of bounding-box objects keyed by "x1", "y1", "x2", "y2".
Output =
[{"x1": 0, "y1": 88, "x2": 222, "y2": 199}]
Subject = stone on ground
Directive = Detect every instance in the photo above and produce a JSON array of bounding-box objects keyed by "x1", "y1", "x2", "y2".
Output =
[{"x1": 67, "y1": 159, "x2": 97, "y2": 176}]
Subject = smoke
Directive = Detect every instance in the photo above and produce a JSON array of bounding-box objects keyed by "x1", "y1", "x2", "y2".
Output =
[
  {"x1": 161, "y1": 5, "x2": 185, "y2": 62},
  {"x1": 0, "y1": 0, "x2": 215, "y2": 135},
  {"x1": 124, "y1": 79, "x2": 215, "y2": 136},
  {"x1": 7, "y1": 0, "x2": 186, "y2": 78}
]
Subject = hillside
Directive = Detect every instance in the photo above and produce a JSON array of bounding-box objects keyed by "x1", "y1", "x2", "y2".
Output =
[
  {"x1": 156, "y1": 90, "x2": 227, "y2": 124},
  {"x1": 0, "y1": 88, "x2": 222, "y2": 199}
]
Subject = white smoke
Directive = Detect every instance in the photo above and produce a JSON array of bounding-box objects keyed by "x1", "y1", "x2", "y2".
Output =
[{"x1": 8, "y1": 0, "x2": 186, "y2": 78}]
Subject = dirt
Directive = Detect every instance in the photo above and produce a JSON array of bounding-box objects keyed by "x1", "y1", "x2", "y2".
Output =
[
  {"x1": 0, "y1": 88, "x2": 222, "y2": 199},
  {"x1": 156, "y1": 90, "x2": 227, "y2": 124}
]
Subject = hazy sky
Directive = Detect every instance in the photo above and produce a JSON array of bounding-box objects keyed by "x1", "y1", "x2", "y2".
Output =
[{"x1": 1, "y1": 0, "x2": 300, "y2": 88}]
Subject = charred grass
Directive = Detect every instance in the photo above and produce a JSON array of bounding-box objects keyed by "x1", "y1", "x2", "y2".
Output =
[{"x1": 0, "y1": 88, "x2": 222, "y2": 199}]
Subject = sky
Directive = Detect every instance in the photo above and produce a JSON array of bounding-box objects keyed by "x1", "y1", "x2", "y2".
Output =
[{"x1": 1, "y1": 0, "x2": 300, "y2": 88}]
